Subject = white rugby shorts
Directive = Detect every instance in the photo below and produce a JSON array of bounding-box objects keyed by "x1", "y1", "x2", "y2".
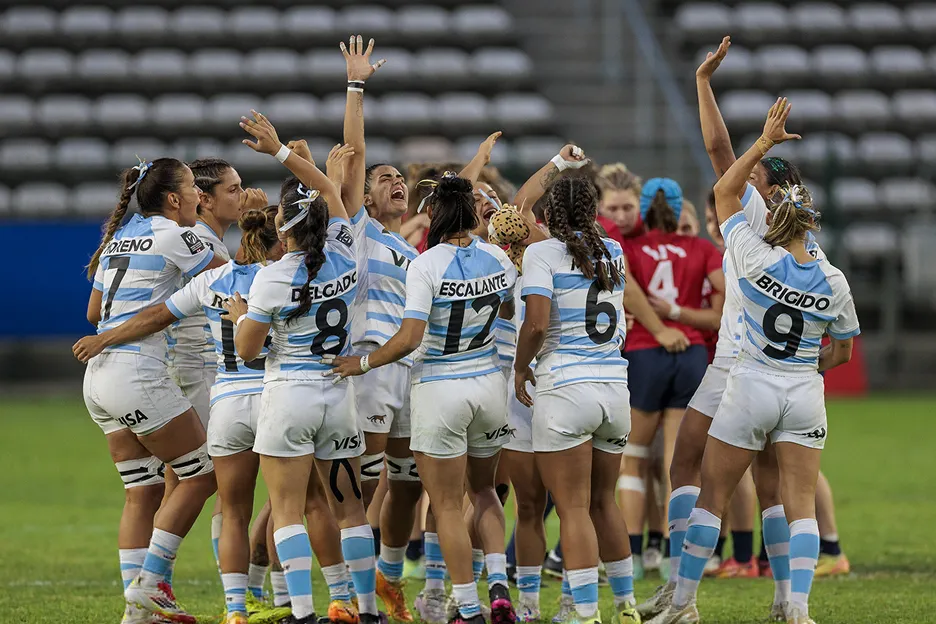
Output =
[
  {"x1": 351, "y1": 345, "x2": 411, "y2": 438},
  {"x1": 208, "y1": 391, "x2": 260, "y2": 457},
  {"x1": 170, "y1": 365, "x2": 216, "y2": 428},
  {"x1": 254, "y1": 379, "x2": 364, "y2": 460},
  {"x1": 503, "y1": 369, "x2": 534, "y2": 454},
  {"x1": 708, "y1": 363, "x2": 828, "y2": 451},
  {"x1": 686, "y1": 357, "x2": 735, "y2": 419},
  {"x1": 532, "y1": 381, "x2": 632, "y2": 454},
  {"x1": 84, "y1": 351, "x2": 191, "y2": 436},
  {"x1": 410, "y1": 371, "x2": 509, "y2": 459}
]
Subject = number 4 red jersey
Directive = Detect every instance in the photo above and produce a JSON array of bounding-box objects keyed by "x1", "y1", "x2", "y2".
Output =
[{"x1": 622, "y1": 230, "x2": 722, "y2": 351}]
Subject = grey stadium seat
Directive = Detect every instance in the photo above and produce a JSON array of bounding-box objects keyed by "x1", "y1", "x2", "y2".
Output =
[
  {"x1": 397, "y1": 137, "x2": 453, "y2": 163},
  {"x1": 18, "y1": 49, "x2": 74, "y2": 84},
  {"x1": 456, "y1": 135, "x2": 511, "y2": 167},
  {"x1": 77, "y1": 49, "x2": 131, "y2": 83},
  {"x1": 397, "y1": 5, "x2": 449, "y2": 36},
  {"x1": 473, "y1": 48, "x2": 532, "y2": 80},
  {"x1": 811, "y1": 45, "x2": 868, "y2": 88},
  {"x1": 848, "y1": 4, "x2": 905, "y2": 43},
  {"x1": 870, "y1": 47, "x2": 928, "y2": 86},
  {"x1": 705, "y1": 45, "x2": 753, "y2": 87},
  {"x1": 93, "y1": 95, "x2": 149, "y2": 132},
  {"x1": 282, "y1": 7, "x2": 337, "y2": 39},
  {"x1": 906, "y1": 4, "x2": 936, "y2": 42},
  {"x1": 740, "y1": 132, "x2": 799, "y2": 161},
  {"x1": 842, "y1": 223, "x2": 899, "y2": 256},
  {"x1": 783, "y1": 90, "x2": 832, "y2": 128},
  {"x1": 380, "y1": 94, "x2": 435, "y2": 125},
  {"x1": 0, "y1": 139, "x2": 51, "y2": 172},
  {"x1": 245, "y1": 49, "x2": 300, "y2": 83},
  {"x1": 306, "y1": 49, "x2": 347, "y2": 81},
  {"x1": 371, "y1": 48, "x2": 413, "y2": 79},
  {"x1": 12, "y1": 183, "x2": 68, "y2": 217},
  {"x1": 437, "y1": 93, "x2": 490, "y2": 125},
  {"x1": 797, "y1": 133, "x2": 857, "y2": 171},
  {"x1": 190, "y1": 49, "x2": 243, "y2": 82},
  {"x1": 492, "y1": 93, "x2": 553, "y2": 125},
  {"x1": 319, "y1": 92, "x2": 353, "y2": 125},
  {"x1": 225, "y1": 139, "x2": 283, "y2": 175},
  {"x1": 116, "y1": 7, "x2": 170, "y2": 44},
  {"x1": 834, "y1": 90, "x2": 892, "y2": 131},
  {"x1": 205, "y1": 94, "x2": 263, "y2": 131},
  {"x1": 735, "y1": 3, "x2": 789, "y2": 43},
  {"x1": 831, "y1": 178, "x2": 880, "y2": 212},
  {"x1": 0, "y1": 50, "x2": 13, "y2": 84},
  {"x1": 415, "y1": 48, "x2": 469, "y2": 80},
  {"x1": 74, "y1": 182, "x2": 121, "y2": 218},
  {"x1": 857, "y1": 133, "x2": 914, "y2": 172},
  {"x1": 341, "y1": 6, "x2": 395, "y2": 35},
  {"x1": 917, "y1": 134, "x2": 936, "y2": 166},
  {"x1": 514, "y1": 137, "x2": 564, "y2": 169},
  {"x1": 792, "y1": 3, "x2": 848, "y2": 43},
  {"x1": 452, "y1": 6, "x2": 513, "y2": 38},
  {"x1": 264, "y1": 94, "x2": 319, "y2": 126},
  {"x1": 893, "y1": 90, "x2": 936, "y2": 131},
  {"x1": 754, "y1": 46, "x2": 810, "y2": 88},
  {"x1": 153, "y1": 95, "x2": 206, "y2": 131},
  {"x1": 0, "y1": 185, "x2": 10, "y2": 216},
  {"x1": 801, "y1": 180, "x2": 825, "y2": 209},
  {"x1": 37, "y1": 95, "x2": 92, "y2": 133},
  {"x1": 879, "y1": 178, "x2": 935, "y2": 211},
  {"x1": 364, "y1": 138, "x2": 397, "y2": 166},
  {"x1": 171, "y1": 7, "x2": 226, "y2": 42},
  {"x1": 2, "y1": 7, "x2": 57, "y2": 43},
  {"x1": 228, "y1": 7, "x2": 281, "y2": 40},
  {"x1": 719, "y1": 91, "x2": 776, "y2": 127},
  {"x1": 55, "y1": 138, "x2": 110, "y2": 173},
  {"x1": 0, "y1": 96, "x2": 34, "y2": 135},
  {"x1": 111, "y1": 138, "x2": 168, "y2": 169},
  {"x1": 673, "y1": 3, "x2": 732, "y2": 42},
  {"x1": 133, "y1": 49, "x2": 187, "y2": 86},
  {"x1": 59, "y1": 6, "x2": 114, "y2": 39},
  {"x1": 169, "y1": 138, "x2": 224, "y2": 162}
]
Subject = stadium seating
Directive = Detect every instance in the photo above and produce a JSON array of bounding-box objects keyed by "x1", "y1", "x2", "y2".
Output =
[{"x1": 0, "y1": 2, "x2": 553, "y2": 216}]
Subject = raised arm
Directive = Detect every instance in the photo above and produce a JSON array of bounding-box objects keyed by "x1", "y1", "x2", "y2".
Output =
[
  {"x1": 341, "y1": 35, "x2": 385, "y2": 214},
  {"x1": 513, "y1": 144, "x2": 586, "y2": 219},
  {"x1": 697, "y1": 36, "x2": 736, "y2": 180},
  {"x1": 241, "y1": 110, "x2": 348, "y2": 221},
  {"x1": 72, "y1": 303, "x2": 178, "y2": 363},
  {"x1": 713, "y1": 97, "x2": 800, "y2": 224},
  {"x1": 459, "y1": 131, "x2": 502, "y2": 185}
]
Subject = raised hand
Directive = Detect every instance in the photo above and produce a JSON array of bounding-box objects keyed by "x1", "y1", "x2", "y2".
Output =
[
  {"x1": 696, "y1": 35, "x2": 731, "y2": 81},
  {"x1": 762, "y1": 97, "x2": 801, "y2": 144},
  {"x1": 287, "y1": 139, "x2": 313, "y2": 164},
  {"x1": 558, "y1": 144, "x2": 587, "y2": 167},
  {"x1": 240, "y1": 188, "x2": 269, "y2": 212},
  {"x1": 476, "y1": 131, "x2": 503, "y2": 165},
  {"x1": 241, "y1": 110, "x2": 282, "y2": 156},
  {"x1": 340, "y1": 34, "x2": 386, "y2": 82},
  {"x1": 325, "y1": 143, "x2": 356, "y2": 189}
]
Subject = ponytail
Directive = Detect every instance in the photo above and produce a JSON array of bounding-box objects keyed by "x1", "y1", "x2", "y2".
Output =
[
  {"x1": 764, "y1": 184, "x2": 819, "y2": 248},
  {"x1": 421, "y1": 173, "x2": 477, "y2": 249},
  {"x1": 645, "y1": 190, "x2": 679, "y2": 233},
  {"x1": 280, "y1": 177, "x2": 329, "y2": 324}
]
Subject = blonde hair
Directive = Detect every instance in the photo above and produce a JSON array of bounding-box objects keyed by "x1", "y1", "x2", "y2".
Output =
[
  {"x1": 237, "y1": 205, "x2": 279, "y2": 264},
  {"x1": 595, "y1": 163, "x2": 642, "y2": 198},
  {"x1": 681, "y1": 199, "x2": 698, "y2": 223},
  {"x1": 764, "y1": 185, "x2": 819, "y2": 248}
]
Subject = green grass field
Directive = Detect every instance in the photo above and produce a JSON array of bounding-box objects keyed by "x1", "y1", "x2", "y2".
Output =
[{"x1": 1, "y1": 395, "x2": 935, "y2": 623}]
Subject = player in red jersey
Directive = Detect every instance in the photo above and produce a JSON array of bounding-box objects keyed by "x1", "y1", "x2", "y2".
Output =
[{"x1": 617, "y1": 178, "x2": 725, "y2": 578}]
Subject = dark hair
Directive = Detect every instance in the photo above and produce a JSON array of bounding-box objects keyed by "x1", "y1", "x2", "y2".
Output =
[
  {"x1": 238, "y1": 205, "x2": 279, "y2": 265},
  {"x1": 761, "y1": 157, "x2": 802, "y2": 187},
  {"x1": 645, "y1": 189, "x2": 679, "y2": 234},
  {"x1": 425, "y1": 174, "x2": 478, "y2": 249},
  {"x1": 189, "y1": 158, "x2": 233, "y2": 215},
  {"x1": 280, "y1": 177, "x2": 330, "y2": 324},
  {"x1": 364, "y1": 162, "x2": 391, "y2": 195},
  {"x1": 706, "y1": 188, "x2": 716, "y2": 210},
  {"x1": 544, "y1": 177, "x2": 621, "y2": 293},
  {"x1": 87, "y1": 158, "x2": 188, "y2": 278}
]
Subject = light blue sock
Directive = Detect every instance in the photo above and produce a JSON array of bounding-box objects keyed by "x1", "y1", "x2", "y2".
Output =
[
  {"x1": 274, "y1": 525, "x2": 314, "y2": 619},
  {"x1": 138, "y1": 529, "x2": 182, "y2": 588},
  {"x1": 762, "y1": 505, "x2": 792, "y2": 606},
  {"x1": 485, "y1": 552, "x2": 507, "y2": 588},
  {"x1": 424, "y1": 532, "x2": 446, "y2": 591},
  {"x1": 603, "y1": 557, "x2": 635, "y2": 606},
  {"x1": 341, "y1": 525, "x2": 377, "y2": 615},
  {"x1": 789, "y1": 518, "x2": 820, "y2": 617},
  {"x1": 473, "y1": 549, "x2": 486, "y2": 584},
  {"x1": 119, "y1": 548, "x2": 147, "y2": 591},
  {"x1": 516, "y1": 565, "x2": 542, "y2": 602},
  {"x1": 377, "y1": 545, "x2": 406, "y2": 583},
  {"x1": 222, "y1": 573, "x2": 248, "y2": 615},
  {"x1": 673, "y1": 508, "x2": 721, "y2": 607},
  {"x1": 452, "y1": 582, "x2": 482, "y2": 619},
  {"x1": 566, "y1": 567, "x2": 599, "y2": 618},
  {"x1": 211, "y1": 514, "x2": 222, "y2": 568},
  {"x1": 321, "y1": 563, "x2": 353, "y2": 602},
  {"x1": 667, "y1": 485, "x2": 700, "y2": 584},
  {"x1": 561, "y1": 570, "x2": 572, "y2": 598}
]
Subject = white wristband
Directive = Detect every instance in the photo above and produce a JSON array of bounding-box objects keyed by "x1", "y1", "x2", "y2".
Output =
[
  {"x1": 550, "y1": 151, "x2": 587, "y2": 173},
  {"x1": 668, "y1": 303, "x2": 682, "y2": 321},
  {"x1": 235, "y1": 314, "x2": 247, "y2": 328},
  {"x1": 360, "y1": 354, "x2": 371, "y2": 373},
  {"x1": 274, "y1": 144, "x2": 291, "y2": 163}
]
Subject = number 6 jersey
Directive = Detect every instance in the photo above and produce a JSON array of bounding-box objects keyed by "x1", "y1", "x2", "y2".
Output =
[
  {"x1": 246, "y1": 218, "x2": 358, "y2": 382},
  {"x1": 403, "y1": 237, "x2": 516, "y2": 384},
  {"x1": 720, "y1": 211, "x2": 859, "y2": 374},
  {"x1": 520, "y1": 237, "x2": 628, "y2": 391}
]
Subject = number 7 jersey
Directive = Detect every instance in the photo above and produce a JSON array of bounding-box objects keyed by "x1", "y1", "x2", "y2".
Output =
[
  {"x1": 403, "y1": 237, "x2": 517, "y2": 384},
  {"x1": 720, "y1": 212, "x2": 860, "y2": 373}
]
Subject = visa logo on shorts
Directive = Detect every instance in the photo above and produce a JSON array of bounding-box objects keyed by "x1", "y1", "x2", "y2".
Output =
[
  {"x1": 291, "y1": 271, "x2": 357, "y2": 303},
  {"x1": 118, "y1": 409, "x2": 149, "y2": 428},
  {"x1": 333, "y1": 434, "x2": 361, "y2": 451},
  {"x1": 104, "y1": 237, "x2": 153, "y2": 255},
  {"x1": 484, "y1": 424, "x2": 512, "y2": 441},
  {"x1": 754, "y1": 275, "x2": 831, "y2": 311}
]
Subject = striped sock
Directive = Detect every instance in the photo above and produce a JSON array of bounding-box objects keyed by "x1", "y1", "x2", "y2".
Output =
[
  {"x1": 762, "y1": 505, "x2": 792, "y2": 606},
  {"x1": 473, "y1": 549, "x2": 486, "y2": 583},
  {"x1": 424, "y1": 532, "x2": 446, "y2": 591},
  {"x1": 222, "y1": 572, "x2": 248, "y2": 615},
  {"x1": 452, "y1": 582, "x2": 482, "y2": 619},
  {"x1": 789, "y1": 518, "x2": 820, "y2": 618},
  {"x1": 378, "y1": 544, "x2": 406, "y2": 583},
  {"x1": 667, "y1": 485, "x2": 700, "y2": 584},
  {"x1": 673, "y1": 508, "x2": 721, "y2": 608},
  {"x1": 119, "y1": 548, "x2": 147, "y2": 591},
  {"x1": 247, "y1": 563, "x2": 268, "y2": 599},
  {"x1": 270, "y1": 569, "x2": 290, "y2": 607},
  {"x1": 566, "y1": 567, "x2": 599, "y2": 618},
  {"x1": 139, "y1": 529, "x2": 183, "y2": 588},
  {"x1": 211, "y1": 514, "x2": 223, "y2": 568},
  {"x1": 516, "y1": 565, "x2": 541, "y2": 603},
  {"x1": 274, "y1": 525, "x2": 314, "y2": 619},
  {"x1": 485, "y1": 553, "x2": 507, "y2": 588},
  {"x1": 163, "y1": 559, "x2": 175, "y2": 586},
  {"x1": 561, "y1": 570, "x2": 572, "y2": 598},
  {"x1": 603, "y1": 557, "x2": 635, "y2": 607},
  {"x1": 321, "y1": 562, "x2": 353, "y2": 602},
  {"x1": 340, "y1": 525, "x2": 377, "y2": 616}
]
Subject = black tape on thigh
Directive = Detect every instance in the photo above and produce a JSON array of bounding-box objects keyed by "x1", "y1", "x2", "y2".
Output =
[{"x1": 329, "y1": 458, "x2": 362, "y2": 503}]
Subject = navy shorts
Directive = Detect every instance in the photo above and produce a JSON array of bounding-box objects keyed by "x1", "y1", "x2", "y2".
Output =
[{"x1": 626, "y1": 345, "x2": 709, "y2": 412}]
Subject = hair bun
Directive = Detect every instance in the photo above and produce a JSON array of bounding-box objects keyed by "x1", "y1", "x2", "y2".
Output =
[
  {"x1": 434, "y1": 173, "x2": 473, "y2": 198},
  {"x1": 238, "y1": 208, "x2": 268, "y2": 232}
]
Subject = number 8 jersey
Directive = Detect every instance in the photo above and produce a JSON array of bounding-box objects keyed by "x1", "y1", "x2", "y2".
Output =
[
  {"x1": 403, "y1": 237, "x2": 517, "y2": 384},
  {"x1": 521, "y1": 237, "x2": 628, "y2": 391},
  {"x1": 720, "y1": 212, "x2": 860, "y2": 374},
  {"x1": 246, "y1": 218, "x2": 358, "y2": 381}
]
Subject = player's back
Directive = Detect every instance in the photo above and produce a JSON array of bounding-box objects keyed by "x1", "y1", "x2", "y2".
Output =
[{"x1": 521, "y1": 237, "x2": 627, "y2": 391}]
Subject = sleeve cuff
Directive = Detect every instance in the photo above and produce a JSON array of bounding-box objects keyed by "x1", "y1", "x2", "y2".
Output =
[
  {"x1": 720, "y1": 212, "x2": 747, "y2": 239},
  {"x1": 403, "y1": 310, "x2": 430, "y2": 321},
  {"x1": 165, "y1": 299, "x2": 187, "y2": 320},
  {"x1": 185, "y1": 250, "x2": 214, "y2": 278},
  {"x1": 92, "y1": 280, "x2": 104, "y2": 291},
  {"x1": 246, "y1": 310, "x2": 271, "y2": 324},
  {"x1": 350, "y1": 206, "x2": 367, "y2": 225},
  {"x1": 828, "y1": 327, "x2": 861, "y2": 340},
  {"x1": 329, "y1": 217, "x2": 351, "y2": 228},
  {"x1": 521, "y1": 286, "x2": 553, "y2": 300}
]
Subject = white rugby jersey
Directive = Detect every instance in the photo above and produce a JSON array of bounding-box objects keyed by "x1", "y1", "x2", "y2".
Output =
[
  {"x1": 246, "y1": 218, "x2": 357, "y2": 382},
  {"x1": 349, "y1": 206, "x2": 419, "y2": 366},
  {"x1": 721, "y1": 211, "x2": 859, "y2": 374},
  {"x1": 93, "y1": 214, "x2": 215, "y2": 359},
  {"x1": 167, "y1": 220, "x2": 231, "y2": 368},
  {"x1": 715, "y1": 183, "x2": 825, "y2": 360},
  {"x1": 166, "y1": 260, "x2": 268, "y2": 406},
  {"x1": 493, "y1": 279, "x2": 523, "y2": 370},
  {"x1": 520, "y1": 237, "x2": 627, "y2": 391},
  {"x1": 403, "y1": 237, "x2": 516, "y2": 384}
]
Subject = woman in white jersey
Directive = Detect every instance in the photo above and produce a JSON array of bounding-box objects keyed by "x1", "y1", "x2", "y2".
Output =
[
  {"x1": 653, "y1": 101, "x2": 859, "y2": 624},
  {"x1": 327, "y1": 173, "x2": 518, "y2": 624},
  {"x1": 514, "y1": 176, "x2": 639, "y2": 624},
  {"x1": 76, "y1": 157, "x2": 227, "y2": 624}
]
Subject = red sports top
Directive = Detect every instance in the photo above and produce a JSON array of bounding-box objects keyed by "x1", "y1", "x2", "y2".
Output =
[{"x1": 623, "y1": 230, "x2": 722, "y2": 351}]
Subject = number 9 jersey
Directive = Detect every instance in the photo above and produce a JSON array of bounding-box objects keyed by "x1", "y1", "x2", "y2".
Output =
[{"x1": 246, "y1": 218, "x2": 358, "y2": 382}]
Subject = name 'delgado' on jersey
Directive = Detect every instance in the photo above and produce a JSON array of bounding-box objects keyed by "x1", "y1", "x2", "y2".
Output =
[{"x1": 291, "y1": 271, "x2": 357, "y2": 303}]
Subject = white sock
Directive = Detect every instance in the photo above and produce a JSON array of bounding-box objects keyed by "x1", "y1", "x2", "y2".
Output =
[
  {"x1": 247, "y1": 563, "x2": 269, "y2": 599},
  {"x1": 378, "y1": 544, "x2": 407, "y2": 583},
  {"x1": 271, "y1": 570, "x2": 290, "y2": 607},
  {"x1": 211, "y1": 513, "x2": 223, "y2": 567},
  {"x1": 139, "y1": 529, "x2": 183, "y2": 588},
  {"x1": 119, "y1": 548, "x2": 147, "y2": 591},
  {"x1": 424, "y1": 532, "x2": 446, "y2": 591},
  {"x1": 485, "y1": 553, "x2": 508, "y2": 588},
  {"x1": 516, "y1": 565, "x2": 542, "y2": 603},
  {"x1": 566, "y1": 567, "x2": 599, "y2": 618},
  {"x1": 222, "y1": 572, "x2": 248, "y2": 615},
  {"x1": 603, "y1": 557, "x2": 635, "y2": 606},
  {"x1": 451, "y1": 582, "x2": 482, "y2": 619}
]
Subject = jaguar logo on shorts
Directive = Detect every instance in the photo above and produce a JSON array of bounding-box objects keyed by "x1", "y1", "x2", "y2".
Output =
[
  {"x1": 606, "y1": 433, "x2": 629, "y2": 448},
  {"x1": 507, "y1": 427, "x2": 517, "y2": 438},
  {"x1": 803, "y1": 427, "x2": 827, "y2": 440},
  {"x1": 367, "y1": 415, "x2": 386, "y2": 425},
  {"x1": 484, "y1": 424, "x2": 511, "y2": 441}
]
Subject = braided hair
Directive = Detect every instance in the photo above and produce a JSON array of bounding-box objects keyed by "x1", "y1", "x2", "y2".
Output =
[
  {"x1": 189, "y1": 157, "x2": 233, "y2": 215},
  {"x1": 424, "y1": 173, "x2": 478, "y2": 249},
  {"x1": 279, "y1": 176, "x2": 330, "y2": 324},
  {"x1": 545, "y1": 177, "x2": 622, "y2": 293}
]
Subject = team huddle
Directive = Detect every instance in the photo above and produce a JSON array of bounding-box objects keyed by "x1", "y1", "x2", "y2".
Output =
[{"x1": 72, "y1": 35, "x2": 859, "y2": 624}]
